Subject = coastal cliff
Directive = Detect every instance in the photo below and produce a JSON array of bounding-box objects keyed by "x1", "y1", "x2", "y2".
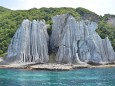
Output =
[
  {"x1": 4, "y1": 14, "x2": 115, "y2": 65},
  {"x1": 50, "y1": 14, "x2": 115, "y2": 64},
  {"x1": 5, "y1": 20, "x2": 49, "y2": 64}
]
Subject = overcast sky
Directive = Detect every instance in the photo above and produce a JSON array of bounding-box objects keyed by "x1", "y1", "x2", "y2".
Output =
[{"x1": 0, "y1": 0, "x2": 115, "y2": 15}]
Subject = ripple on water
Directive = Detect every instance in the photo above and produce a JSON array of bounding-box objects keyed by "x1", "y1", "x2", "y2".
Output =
[{"x1": 0, "y1": 68, "x2": 115, "y2": 86}]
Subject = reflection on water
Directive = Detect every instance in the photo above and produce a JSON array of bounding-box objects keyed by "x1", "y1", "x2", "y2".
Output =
[{"x1": 0, "y1": 68, "x2": 115, "y2": 86}]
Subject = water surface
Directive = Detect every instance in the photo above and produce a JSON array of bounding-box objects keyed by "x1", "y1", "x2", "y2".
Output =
[{"x1": 0, "y1": 68, "x2": 115, "y2": 86}]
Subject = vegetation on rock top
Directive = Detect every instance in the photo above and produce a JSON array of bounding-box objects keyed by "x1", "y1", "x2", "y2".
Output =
[{"x1": 0, "y1": 6, "x2": 115, "y2": 57}]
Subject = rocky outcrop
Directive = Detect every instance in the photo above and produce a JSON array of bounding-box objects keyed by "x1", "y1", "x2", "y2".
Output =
[
  {"x1": 50, "y1": 14, "x2": 115, "y2": 64},
  {"x1": 107, "y1": 18, "x2": 115, "y2": 27},
  {"x1": 4, "y1": 14, "x2": 115, "y2": 65},
  {"x1": 82, "y1": 14, "x2": 100, "y2": 23},
  {"x1": 5, "y1": 19, "x2": 49, "y2": 64}
]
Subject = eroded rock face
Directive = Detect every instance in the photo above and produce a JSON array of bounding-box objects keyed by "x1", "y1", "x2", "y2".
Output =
[
  {"x1": 50, "y1": 14, "x2": 115, "y2": 64},
  {"x1": 5, "y1": 19, "x2": 49, "y2": 64},
  {"x1": 5, "y1": 14, "x2": 115, "y2": 65}
]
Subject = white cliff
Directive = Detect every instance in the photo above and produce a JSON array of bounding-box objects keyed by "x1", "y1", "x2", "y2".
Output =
[
  {"x1": 50, "y1": 14, "x2": 115, "y2": 64},
  {"x1": 5, "y1": 19, "x2": 49, "y2": 64}
]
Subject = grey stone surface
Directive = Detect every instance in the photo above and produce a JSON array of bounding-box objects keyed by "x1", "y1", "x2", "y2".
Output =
[
  {"x1": 5, "y1": 19, "x2": 49, "y2": 64},
  {"x1": 107, "y1": 18, "x2": 115, "y2": 27},
  {"x1": 50, "y1": 14, "x2": 115, "y2": 64},
  {"x1": 0, "y1": 58, "x2": 3, "y2": 62},
  {"x1": 5, "y1": 14, "x2": 115, "y2": 65}
]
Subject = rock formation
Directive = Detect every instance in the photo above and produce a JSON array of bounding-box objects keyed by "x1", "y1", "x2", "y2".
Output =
[
  {"x1": 107, "y1": 18, "x2": 115, "y2": 27},
  {"x1": 50, "y1": 14, "x2": 115, "y2": 64},
  {"x1": 5, "y1": 14, "x2": 115, "y2": 65},
  {"x1": 5, "y1": 19, "x2": 49, "y2": 64}
]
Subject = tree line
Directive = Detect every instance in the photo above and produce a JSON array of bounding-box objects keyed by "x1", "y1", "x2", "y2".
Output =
[{"x1": 0, "y1": 6, "x2": 115, "y2": 57}]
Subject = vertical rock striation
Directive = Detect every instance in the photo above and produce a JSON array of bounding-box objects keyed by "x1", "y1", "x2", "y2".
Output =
[
  {"x1": 50, "y1": 14, "x2": 115, "y2": 64},
  {"x1": 6, "y1": 19, "x2": 49, "y2": 64},
  {"x1": 5, "y1": 14, "x2": 115, "y2": 65}
]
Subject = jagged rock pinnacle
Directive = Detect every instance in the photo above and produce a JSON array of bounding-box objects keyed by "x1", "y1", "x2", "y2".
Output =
[{"x1": 6, "y1": 19, "x2": 49, "y2": 64}]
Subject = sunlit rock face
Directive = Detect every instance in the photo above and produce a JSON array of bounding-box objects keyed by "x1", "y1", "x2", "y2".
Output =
[
  {"x1": 50, "y1": 14, "x2": 115, "y2": 64},
  {"x1": 6, "y1": 19, "x2": 49, "y2": 64}
]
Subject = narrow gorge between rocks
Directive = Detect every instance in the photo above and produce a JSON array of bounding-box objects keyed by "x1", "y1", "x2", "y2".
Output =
[{"x1": 4, "y1": 14, "x2": 115, "y2": 65}]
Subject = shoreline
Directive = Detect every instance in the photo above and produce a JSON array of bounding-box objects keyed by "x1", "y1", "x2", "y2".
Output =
[{"x1": 0, "y1": 63, "x2": 115, "y2": 71}]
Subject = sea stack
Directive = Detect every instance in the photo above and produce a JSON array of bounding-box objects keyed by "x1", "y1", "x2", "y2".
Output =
[
  {"x1": 5, "y1": 19, "x2": 49, "y2": 64},
  {"x1": 50, "y1": 14, "x2": 115, "y2": 64}
]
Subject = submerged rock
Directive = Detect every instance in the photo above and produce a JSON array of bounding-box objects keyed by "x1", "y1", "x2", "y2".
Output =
[
  {"x1": 50, "y1": 14, "x2": 115, "y2": 64},
  {"x1": 5, "y1": 19, "x2": 49, "y2": 64}
]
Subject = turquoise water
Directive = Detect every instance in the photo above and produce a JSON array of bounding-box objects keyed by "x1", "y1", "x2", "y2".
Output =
[{"x1": 0, "y1": 68, "x2": 115, "y2": 86}]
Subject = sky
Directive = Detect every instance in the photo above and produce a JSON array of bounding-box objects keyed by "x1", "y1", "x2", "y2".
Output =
[{"x1": 0, "y1": 0, "x2": 115, "y2": 15}]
